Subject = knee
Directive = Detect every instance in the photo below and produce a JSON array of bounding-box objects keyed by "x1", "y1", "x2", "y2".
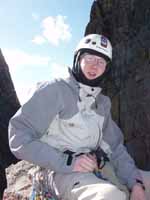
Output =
[{"x1": 102, "y1": 185, "x2": 126, "y2": 200}]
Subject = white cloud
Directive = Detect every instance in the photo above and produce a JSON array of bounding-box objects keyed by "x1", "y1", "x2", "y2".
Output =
[
  {"x1": 50, "y1": 62, "x2": 68, "y2": 79},
  {"x1": 3, "y1": 48, "x2": 50, "y2": 71},
  {"x1": 15, "y1": 63, "x2": 68, "y2": 105},
  {"x1": 2, "y1": 49, "x2": 51, "y2": 104},
  {"x1": 32, "y1": 35, "x2": 46, "y2": 45},
  {"x1": 32, "y1": 15, "x2": 72, "y2": 46},
  {"x1": 15, "y1": 83, "x2": 32, "y2": 105}
]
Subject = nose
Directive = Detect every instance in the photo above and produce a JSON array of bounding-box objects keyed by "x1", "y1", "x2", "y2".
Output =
[
  {"x1": 95, "y1": 59, "x2": 100, "y2": 65},
  {"x1": 90, "y1": 63, "x2": 98, "y2": 70},
  {"x1": 92, "y1": 59, "x2": 100, "y2": 67},
  {"x1": 92, "y1": 58, "x2": 101, "y2": 66}
]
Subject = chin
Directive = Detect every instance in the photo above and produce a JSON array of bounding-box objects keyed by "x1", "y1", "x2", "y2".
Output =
[
  {"x1": 86, "y1": 76, "x2": 98, "y2": 80},
  {"x1": 86, "y1": 73, "x2": 99, "y2": 79},
  {"x1": 89, "y1": 77, "x2": 97, "y2": 80}
]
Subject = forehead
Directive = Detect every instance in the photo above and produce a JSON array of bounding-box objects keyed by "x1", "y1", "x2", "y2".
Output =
[{"x1": 81, "y1": 53, "x2": 106, "y2": 61}]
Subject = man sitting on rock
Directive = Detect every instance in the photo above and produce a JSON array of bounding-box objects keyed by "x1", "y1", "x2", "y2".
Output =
[{"x1": 9, "y1": 34, "x2": 146, "y2": 200}]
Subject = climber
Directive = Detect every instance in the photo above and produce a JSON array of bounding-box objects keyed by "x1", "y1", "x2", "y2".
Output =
[{"x1": 9, "y1": 34, "x2": 146, "y2": 200}]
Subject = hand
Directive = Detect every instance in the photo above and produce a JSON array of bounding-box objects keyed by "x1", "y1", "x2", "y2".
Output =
[
  {"x1": 130, "y1": 184, "x2": 146, "y2": 200},
  {"x1": 73, "y1": 153, "x2": 98, "y2": 172}
]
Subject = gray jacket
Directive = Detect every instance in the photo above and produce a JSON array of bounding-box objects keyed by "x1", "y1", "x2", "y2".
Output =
[{"x1": 9, "y1": 71, "x2": 141, "y2": 189}]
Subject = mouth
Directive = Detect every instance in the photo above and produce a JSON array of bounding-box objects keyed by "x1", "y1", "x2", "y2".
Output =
[{"x1": 87, "y1": 72, "x2": 97, "y2": 78}]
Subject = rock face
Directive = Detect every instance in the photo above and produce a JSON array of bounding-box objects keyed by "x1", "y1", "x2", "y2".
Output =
[
  {"x1": 0, "y1": 49, "x2": 20, "y2": 197},
  {"x1": 85, "y1": 0, "x2": 150, "y2": 170},
  {"x1": 0, "y1": 49, "x2": 20, "y2": 168},
  {"x1": 4, "y1": 161, "x2": 34, "y2": 200}
]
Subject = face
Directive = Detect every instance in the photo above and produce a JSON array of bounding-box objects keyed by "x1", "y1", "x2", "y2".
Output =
[{"x1": 80, "y1": 53, "x2": 107, "y2": 80}]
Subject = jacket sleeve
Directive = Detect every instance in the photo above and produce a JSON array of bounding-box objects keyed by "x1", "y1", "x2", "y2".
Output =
[
  {"x1": 102, "y1": 97, "x2": 142, "y2": 189},
  {"x1": 9, "y1": 81, "x2": 73, "y2": 173}
]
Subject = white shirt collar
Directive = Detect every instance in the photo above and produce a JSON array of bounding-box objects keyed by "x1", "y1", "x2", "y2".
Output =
[{"x1": 79, "y1": 83, "x2": 102, "y2": 98}]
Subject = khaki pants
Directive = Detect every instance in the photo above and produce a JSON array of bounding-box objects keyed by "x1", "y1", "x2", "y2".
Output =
[{"x1": 54, "y1": 163, "x2": 129, "y2": 200}]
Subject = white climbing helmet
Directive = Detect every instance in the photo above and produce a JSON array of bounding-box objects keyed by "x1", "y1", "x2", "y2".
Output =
[{"x1": 75, "y1": 34, "x2": 112, "y2": 61}]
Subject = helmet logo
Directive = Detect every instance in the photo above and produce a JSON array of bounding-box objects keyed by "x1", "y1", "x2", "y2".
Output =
[{"x1": 101, "y1": 36, "x2": 108, "y2": 48}]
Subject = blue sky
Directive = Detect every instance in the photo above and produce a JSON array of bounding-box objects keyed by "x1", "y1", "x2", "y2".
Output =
[{"x1": 0, "y1": 0, "x2": 93, "y2": 104}]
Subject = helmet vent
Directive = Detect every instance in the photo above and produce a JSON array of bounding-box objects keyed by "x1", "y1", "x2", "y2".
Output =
[
  {"x1": 85, "y1": 39, "x2": 91, "y2": 43},
  {"x1": 92, "y1": 41, "x2": 96, "y2": 45}
]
